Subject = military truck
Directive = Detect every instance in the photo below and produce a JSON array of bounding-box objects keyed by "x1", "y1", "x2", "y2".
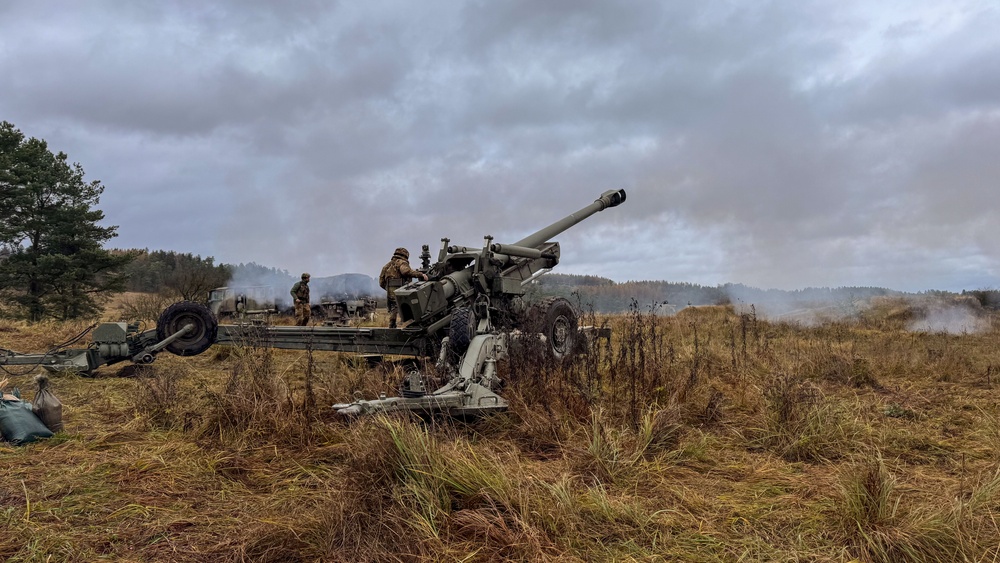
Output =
[
  {"x1": 208, "y1": 285, "x2": 377, "y2": 325},
  {"x1": 319, "y1": 295, "x2": 378, "y2": 326},
  {"x1": 207, "y1": 286, "x2": 279, "y2": 318}
]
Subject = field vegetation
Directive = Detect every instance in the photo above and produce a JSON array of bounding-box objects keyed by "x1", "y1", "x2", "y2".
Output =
[{"x1": 2, "y1": 295, "x2": 1000, "y2": 562}]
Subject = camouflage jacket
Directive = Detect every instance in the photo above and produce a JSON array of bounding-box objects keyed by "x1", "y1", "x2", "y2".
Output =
[
  {"x1": 379, "y1": 257, "x2": 420, "y2": 291},
  {"x1": 290, "y1": 281, "x2": 309, "y2": 303}
]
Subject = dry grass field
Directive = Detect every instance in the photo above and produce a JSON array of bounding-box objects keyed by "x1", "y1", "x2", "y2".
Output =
[{"x1": 2, "y1": 295, "x2": 1000, "y2": 562}]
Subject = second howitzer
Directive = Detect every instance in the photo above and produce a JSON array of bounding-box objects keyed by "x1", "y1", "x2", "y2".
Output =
[{"x1": 332, "y1": 188, "x2": 627, "y2": 417}]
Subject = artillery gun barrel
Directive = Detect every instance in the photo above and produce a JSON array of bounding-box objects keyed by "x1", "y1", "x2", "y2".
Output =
[
  {"x1": 489, "y1": 243, "x2": 557, "y2": 260},
  {"x1": 436, "y1": 189, "x2": 626, "y2": 302},
  {"x1": 513, "y1": 189, "x2": 626, "y2": 249}
]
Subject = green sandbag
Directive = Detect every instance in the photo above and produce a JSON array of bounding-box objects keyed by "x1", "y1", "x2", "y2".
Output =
[
  {"x1": 0, "y1": 399, "x2": 53, "y2": 445},
  {"x1": 33, "y1": 374, "x2": 64, "y2": 432}
]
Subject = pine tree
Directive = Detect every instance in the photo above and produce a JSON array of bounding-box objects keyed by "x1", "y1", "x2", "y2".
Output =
[{"x1": 0, "y1": 121, "x2": 133, "y2": 321}]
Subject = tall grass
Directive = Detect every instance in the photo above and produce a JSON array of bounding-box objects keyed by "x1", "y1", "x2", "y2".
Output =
[
  {"x1": 836, "y1": 456, "x2": 1000, "y2": 562},
  {"x1": 7, "y1": 298, "x2": 1000, "y2": 561},
  {"x1": 752, "y1": 373, "x2": 861, "y2": 462},
  {"x1": 128, "y1": 365, "x2": 194, "y2": 430},
  {"x1": 507, "y1": 300, "x2": 714, "y2": 429}
]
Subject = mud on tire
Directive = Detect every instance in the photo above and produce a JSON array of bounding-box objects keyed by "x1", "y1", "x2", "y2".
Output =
[{"x1": 156, "y1": 301, "x2": 219, "y2": 357}]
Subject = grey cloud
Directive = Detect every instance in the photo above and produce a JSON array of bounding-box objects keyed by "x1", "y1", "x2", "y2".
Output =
[
  {"x1": 3, "y1": 4, "x2": 413, "y2": 138},
  {"x1": 1, "y1": 1, "x2": 998, "y2": 291}
]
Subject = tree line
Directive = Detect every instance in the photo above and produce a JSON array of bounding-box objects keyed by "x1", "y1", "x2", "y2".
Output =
[
  {"x1": 120, "y1": 249, "x2": 231, "y2": 300},
  {"x1": 0, "y1": 121, "x2": 235, "y2": 321}
]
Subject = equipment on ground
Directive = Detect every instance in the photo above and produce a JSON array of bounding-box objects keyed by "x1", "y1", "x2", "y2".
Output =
[
  {"x1": 319, "y1": 296, "x2": 378, "y2": 326},
  {"x1": 0, "y1": 313, "x2": 208, "y2": 376}
]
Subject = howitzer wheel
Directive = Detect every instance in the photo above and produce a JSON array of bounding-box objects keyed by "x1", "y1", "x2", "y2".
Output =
[
  {"x1": 530, "y1": 297, "x2": 578, "y2": 360},
  {"x1": 448, "y1": 307, "x2": 476, "y2": 357},
  {"x1": 156, "y1": 301, "x2": 218, "y2": 357}
]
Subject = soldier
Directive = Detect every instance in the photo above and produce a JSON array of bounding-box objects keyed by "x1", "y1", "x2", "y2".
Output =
[
  {"x1": 290, "y1": 273, "x2": 311, "y2": 326},
  {"x1": 379, "y1": 247, "x2": 428, "y2": 328}
]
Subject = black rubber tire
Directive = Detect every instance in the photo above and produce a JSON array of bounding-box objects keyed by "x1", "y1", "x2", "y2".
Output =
[
  {"x1": 448, "y1": 307, "x2": 475, "y2": 357},
  {"x1": 310, "y1": 305, "x2": 326, "y2": 320},
  {"x1": 530, "y1": 297, "x2": 578, "y2": 360},
  {"x1": 156, "y1": 301, "x2": 218, "y2": 357}
]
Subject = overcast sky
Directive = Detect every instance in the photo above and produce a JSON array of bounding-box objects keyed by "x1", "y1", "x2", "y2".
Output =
[{"x1": 2, "y1": 1, "x2": 998, "y2": 292}]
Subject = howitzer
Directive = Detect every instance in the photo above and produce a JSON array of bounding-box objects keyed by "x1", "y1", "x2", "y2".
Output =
[
  {"x1": 3, "y1": 190, "x2": 626, "y2": 420},
  {"x1": 394, "y1": 189, "x2": 626, "y2": 347},
  {"x1": 331, "y1": 188, "x2": 626, "y2": 417}
]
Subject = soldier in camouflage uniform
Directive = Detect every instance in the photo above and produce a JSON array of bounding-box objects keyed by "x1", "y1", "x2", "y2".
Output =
[
  {"x1": 379, "y1": 248, "x2": 428, "y2": 328},
  {"x1": 290, "y1": 273, "x2": 311, "y2": 326}
]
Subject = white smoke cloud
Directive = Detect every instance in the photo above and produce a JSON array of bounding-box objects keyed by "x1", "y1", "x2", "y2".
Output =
[
  {"x1": 726, "y1": 286, "x2": 992, "y2": 334},
  {"x1": 906, "y1": 298, "x2": 990, "y2": 334}
]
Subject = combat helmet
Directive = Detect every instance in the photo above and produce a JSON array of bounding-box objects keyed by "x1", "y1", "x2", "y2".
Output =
[
  {"x1": 393, "y1": 247, "x2": 409, "y2": 259},
  {"x1": 301, "y1": 272, "x2": 311, "y2": 280}
]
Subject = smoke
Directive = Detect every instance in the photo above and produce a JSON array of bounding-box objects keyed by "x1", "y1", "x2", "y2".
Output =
[
  {"x1": 724, "y1": 285, "x2": 992, "y2": 334},
  {"x1": 906, "y1": 296, "x2": 990, "y2": 335},
  {"x1": 223, "y1": 265, "x2": 380, "y2": 308},
  {"x1": 224, "y1": 266, "x2": 296, "y2": 308},
  {"x1": 725, "y1": 285, "x2": 880, "y2": 327},
  {"x1": 308, "y1": 274, "x2": 381, "y2": 303}
]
